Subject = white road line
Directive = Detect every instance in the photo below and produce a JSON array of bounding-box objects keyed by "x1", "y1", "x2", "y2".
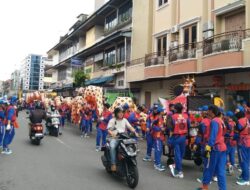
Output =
[{"x1": 55, "y1": 138, "x2": 73, "y2": 150}]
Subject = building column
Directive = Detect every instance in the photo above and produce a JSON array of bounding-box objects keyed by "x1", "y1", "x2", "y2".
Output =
[
  {"x1": 124, "y1": 37, "x2": 128, "y2": 89},
  {"x1": 246, "y1": 0, "x2": 250, "y2": 29}
]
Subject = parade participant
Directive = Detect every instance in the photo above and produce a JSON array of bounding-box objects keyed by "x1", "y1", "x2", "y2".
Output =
[
  {"x1": 0, "y1": 101, "x2": 6, "y2": 150},
  {"x1": 127, "y1": 106, "x2": 143, "y2": 141},
  {"x1": 2, "y1": 97, "x2": 19, "y2": 155},
  {"x1": 194, "y1": 106, "x2": 218, "y2": 183},
  {"x1": 224, "y1": 111, "x2": 237, "y2": 175},
  {"x1": 169, "y1": 103, "x2": 190, "y2": 179},
  {"x1": 59, "y1": 102, "x2": 68, "y2": 128},
  {"x1": 143, "y1": 104, "x2": 159, "y2": 162},
  {"x1": 89, "y1": 104, "x2": 97, "y2": 134},
  {"x1": 79, "y1": 104, "x2": 92, "y2": 138},
  {"x1": 235, "y1": 106, "x2": 250, "y2": 186},
  {"x1": 123, "y1": 103, "x2": 130, "y2": 119},
  {"x1": 242, "y1": 101, "x2": 250, "y2": 122},
  {"x1": 96, "y1": 103, "x2": 112, "y2": 151},
  {"x1": 197, "y1": 105, "x2": 227, "y2": 190},
  {"x1": 107, "y1": 107, "x2": 138, "y2": 172},
  {"x1": 152, "y1": 107, "x2": 166, "y2": 171}
]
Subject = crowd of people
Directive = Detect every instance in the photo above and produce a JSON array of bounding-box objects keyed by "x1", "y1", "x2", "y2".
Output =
[{"x1": 3, "y1": 95, "x2": 250, "y2": 190}]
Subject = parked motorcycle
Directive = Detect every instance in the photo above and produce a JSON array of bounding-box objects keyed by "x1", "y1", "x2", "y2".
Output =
[
  {"x1": 29, "y1": 123, "x2": 44, "y2": 145},
  {"x1": 46, "y1": 112, "x2": 61, "y2": 137},
  {"x1": 101, "y1": 133, "x2": 139, "y2": 189}
]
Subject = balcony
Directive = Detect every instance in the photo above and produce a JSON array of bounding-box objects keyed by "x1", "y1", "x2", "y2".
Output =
[
  {"x1": 104, "y1": 16, "x2": 132, "y2": 36},
  {"x1": 202, "y1": 29, "x2": 250, "y2": 72}
]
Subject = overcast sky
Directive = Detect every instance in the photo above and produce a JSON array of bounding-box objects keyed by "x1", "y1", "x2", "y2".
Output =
[{"x1": 0, "y1": 0, "x2": 95, "y2": 81}]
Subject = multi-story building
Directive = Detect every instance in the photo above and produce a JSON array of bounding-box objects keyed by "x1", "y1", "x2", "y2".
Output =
[
  {"x1": 20, "y1": 54, "x2": 50, "y2": 92},
  {"x1": 10, "y1": 70, "x2": 20, "y2": 96},
  {"x1": 47, "y1": 0, "x2": 133, "y2": 97},
  {"x1": 2, "y1": 80, "x2": 11, "y2": 96},
  {"x1": 0, "y1": 81, "x2": 4, "y2": 97},
  {"x1": 127, "y1": 0, "x2": 250, "y2": 109}
]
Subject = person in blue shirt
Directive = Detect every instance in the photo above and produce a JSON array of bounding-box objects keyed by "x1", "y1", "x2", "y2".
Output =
[
  {"x1": 197, "y1": 105, "x2": 227, "y2": 190},
  {"x1": 2, "y1": 97, "x2": 18, "y2": 155},
  {"x1": 169, "y1": 103, "x2": 190, "y2": 179},
  {"x1": 0, "y1": 101, "x2": 6, "y2": 150}
]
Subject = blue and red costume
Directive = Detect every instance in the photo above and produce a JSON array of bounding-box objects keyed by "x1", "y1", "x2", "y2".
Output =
[
  {"x1": 3, "y1": 104, "x2": 17, "y2": 151},
  {"x1": 202, "y1": 117, "x2": 227, "y2": 190},
  {"x1": 80, "y1": 108, "x2": 92, "y2": 136},
  {"x1": 237, "y1": 117, "x2": 250, "y2": 182},
  {"x1": 169, "y1": 113, "x2": 190, "y2": 174},
  {"x1": 96, "y1": 110, "x2": 112, "y2": 148},
  {"x1": 0, "y1": 106, "x2": 5, "y2": 147},
  {"x1": 127, "y1": 111, "x2": 141, "y2": 141},
  {"x1": 225, "y1": 116, "x2": 237, "y2": 167},
  {"x1": 59, "y1": 104, "x2": 68, "y2": 127},
  {"x1": 151, "y1": 115, "x2": 165, "y2": 166}
]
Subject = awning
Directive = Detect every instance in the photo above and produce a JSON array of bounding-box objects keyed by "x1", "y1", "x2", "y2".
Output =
[{"x1": 85, "y1": 75, "x2": 114, "y2": 86}]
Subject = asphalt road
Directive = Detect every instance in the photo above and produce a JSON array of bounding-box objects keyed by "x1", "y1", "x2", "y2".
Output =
[{"x1": 0, "y1": 112, "x2": 246, "y2": 190}]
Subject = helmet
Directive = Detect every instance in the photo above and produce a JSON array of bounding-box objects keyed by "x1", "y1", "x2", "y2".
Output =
[
  {"x1": 35, "y1": 101, "x2": 42, "y2": 109},
  {"x1": 10, "y1": 96, "x2": 17, "y2": 105},
  {"x1": 114, "y1": 107, "x2": 123, "y2": 118}
]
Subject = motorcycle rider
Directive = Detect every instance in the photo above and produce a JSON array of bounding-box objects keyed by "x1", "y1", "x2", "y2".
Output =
[
  {"x1": 29, "y1": 101, "x2": 46, "y2": 134},
  {"x1": 107, "y1": 107, "x2": 138, "y2": 172},
  {"x1": 46, "y1": 104, "x2": 61, "y2": 135}
]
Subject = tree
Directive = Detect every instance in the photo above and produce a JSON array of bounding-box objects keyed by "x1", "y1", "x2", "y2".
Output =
[{"x1": 73, "y1": 69, "x2": 89, "y2": 87}]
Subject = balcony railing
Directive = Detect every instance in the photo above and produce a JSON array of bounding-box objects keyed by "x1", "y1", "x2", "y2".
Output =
[
  {"x1": 203, "y1": 30, "x2": 248, "y2": 56},
  {"x1": 129, "y1": 29, "x2": 250, "y2": 68},
  {"x1": 145, "y1": 52, "x2": 166, "y2": 67},
  {"x1": 169, "y1": 42, "x2": 203, "y2": 62},
  {"x1": 104, "y1": 16, "x2": 132, "y2": 36}
]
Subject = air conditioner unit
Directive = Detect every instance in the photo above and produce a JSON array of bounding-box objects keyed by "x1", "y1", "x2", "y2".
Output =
[
  {"x1": 203, "y1": 21, "x2": 214, "y2": 32},
  {"x1": 203, "y1": 31, "x2": 214, "y2": 39},
  {"x1": 171, "y1": 25, "x2": 179, "y2": 33},
  {"x1": 171, "y1": 41, "x2": 179, "y2": 48}
]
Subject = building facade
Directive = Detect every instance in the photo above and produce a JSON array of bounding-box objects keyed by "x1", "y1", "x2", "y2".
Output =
[
  {"x1": 47, "y1": 0, "x2": 133, "y2": 97},
  {"x1": 127, "y1": 0, "x2": 250, "y2": 109},
  {"x1": 20, "y1": 54, "x2": 50, "y2": 92},
  {"x1": 10, "y1": 70, "x2": 20, "y2": 96}
]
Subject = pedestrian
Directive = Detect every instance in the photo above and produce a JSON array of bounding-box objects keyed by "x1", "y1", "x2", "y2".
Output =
[
  {"x1": 235, "y1": 106, "x2": 250, "y2": 186},
  {"x1": 169, "y1": 103, "x2": 190, "y2": 179},
  {"x1": 143, "y1": 104, "x2": 159, "y2": 162},
  {"x1": 224, "y1": 111, "x2": 237, "y2": 175},
  {"x1": 197, "y1": 105, "x2": 227, "y2": 190},
  {"x1": 59, "y1": 102, "x2": 68, "y2": 128},
  {"x1": 152, "y1": 107, "x2": 166, "y2": 171},
  {"x1": 2, "y1": 96, "x2": 19, "y2": 155},
  {"x1": 96, "y1": 103, "x2": 112, "y2": 151},
  {"x1": 0, "y1": 101, "x2": 6, "y2": 150},
  {"x1": 80, "y1": 104, "x2": 92, "y2": 138}
]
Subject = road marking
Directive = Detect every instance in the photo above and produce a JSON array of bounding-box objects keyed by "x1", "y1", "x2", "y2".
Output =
[{"x1": 55, "y1": 138, "x2": 73, "y2": 150}]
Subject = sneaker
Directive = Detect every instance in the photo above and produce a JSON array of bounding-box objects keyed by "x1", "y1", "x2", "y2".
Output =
[
  {"x1": 2, "y1": 149, "x2": 12, "y2": 155},
  {"x1": 197, "y1": 177, "x2": 202, "y2": 183},
  {"x1": 178, "y1": 172, "x2": 184, "y2": 179},
  {"x1": 228, "y1": 164, "x2": 234, "y2": 175},
  {"x1": 212, "y1": 176, "x2": 218, "y2": 182},
  {"x1": 154, "y1": 164, "x2": 165, "y2": 172},
  {"x1": 143, "y1": 155, "x2": 152, "y2": 162},
  {"x1": 160, "y1": 164, "x2": 166, "y2": 169},
  {"x1": 236, "y1": 179, "x2": 250, "y2": 186},
  {"x1": 169, "y1": 164, "x2": 175, "y2": 176},
  {"x1": 237, "y1": 176, "x2": 243, "y2": 180},
  {"x1": 96, "y1": 146, "x2": 101, "y2": 152}
]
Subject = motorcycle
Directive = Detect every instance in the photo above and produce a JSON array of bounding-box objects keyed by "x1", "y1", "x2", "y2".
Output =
[
  {"x1": 101, "y1": 133, "x2": 139, "y2": 189},
  {"x1": 29, "y1": 123, "x2": 44, "y2": 145},
  {"x1": 46, "y1": 112, "x2": 61, "y2": 137}
]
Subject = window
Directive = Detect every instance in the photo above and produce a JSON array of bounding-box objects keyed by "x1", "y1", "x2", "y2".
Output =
[
  {"x1": 158, "y1": 0, "x2": 168, "y2": 7},
  {"x1": 117, "y1": 44, "x2": 125, "y2": 63},
  {"x1": 118, "y1": 1, "x2": 132, "y2": 24},
  {"x1": 104, "y1": 48, "x2": 116, "y2": 66},
  {"x1": 105, "y1": 12, "x2": 117, "y2": 31},
  {"x1": 157, "y1": 35, "x2": 167, "y2": 56},
  {"x1": 45, "y1": 73, "x2": 52, "y2": 78},
  {"x1": 58, "y1": 69, "x2": 67, "y2": 81},
  {"x1": 85, "y1": 68, "x2": 92, "y2": 74},
  {"x1": 184, "y1": 24, "x2": 197, "y2": 50},
  {"x1": 118, "y1": 80, "x2": 124, "y2": 87}
]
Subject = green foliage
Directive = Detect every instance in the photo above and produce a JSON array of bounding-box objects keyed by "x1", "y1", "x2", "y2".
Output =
[{"x1": 73, "y1": 69, "x2": 89, "y2": 87}]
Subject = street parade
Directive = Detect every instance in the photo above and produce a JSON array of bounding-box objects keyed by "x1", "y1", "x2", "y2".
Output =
[
  {"x1": 0, "y1": 79, "x2": 249, "y2": 190},
  {"x1": 1, "y1": 0, "x2": 250, "y2": 189}
]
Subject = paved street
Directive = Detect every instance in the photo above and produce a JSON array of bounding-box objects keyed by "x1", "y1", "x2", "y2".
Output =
[{"x1": 0, "y1": 112, "x2": 245, "y2": 190}]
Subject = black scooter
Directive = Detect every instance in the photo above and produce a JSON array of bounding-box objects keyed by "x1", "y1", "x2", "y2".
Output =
[{"x1": 101, "y1": 133, "x2": 139, "y2": 189}]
